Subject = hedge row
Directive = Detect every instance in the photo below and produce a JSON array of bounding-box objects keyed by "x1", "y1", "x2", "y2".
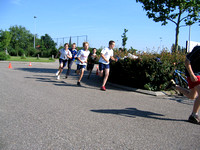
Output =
[{"x1": 109, "y1": 52, "x2": 186, "y2": 91}]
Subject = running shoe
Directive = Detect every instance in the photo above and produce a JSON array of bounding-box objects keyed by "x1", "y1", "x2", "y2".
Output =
[
  {"x1": 101, "y1": 86, "x2": 106, "y2": 91},
  {"x1": 56, "y1": 75, "x2": 60, "y2": 80},
  {"x1": 77, "y1": 82, "x2": 81, "y2": 86},
  {"x1": 165, "y1": 79, "x2": 176, "y2": 90},
  {"x1": 188, "y1": 115, "x2": 200, "y2": 125},
  {"x1": 56, "y1": 71, "x2": 59, "y2": 76}
]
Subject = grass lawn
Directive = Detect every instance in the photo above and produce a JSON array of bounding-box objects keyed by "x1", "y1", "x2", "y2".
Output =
[{"x1": 7, "y1": 56, "x2": 55, "y2": 62}]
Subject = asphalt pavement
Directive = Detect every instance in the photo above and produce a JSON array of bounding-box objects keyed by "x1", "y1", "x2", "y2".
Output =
[{"x1": 0, "y1": 61, "x2": 199, "y2": 150}]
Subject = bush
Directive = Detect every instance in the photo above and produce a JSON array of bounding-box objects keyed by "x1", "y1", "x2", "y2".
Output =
[
  {"x1": 17, "y1": 48, "x2": 25, "y2": 56},
  {"x1": 109, "y1": 52, "x2": 185, "y2": 91},
  {"x1": 0, "y1": 52, "x2": 10, "y2": 60},
  {"x1": 9, "y1": 49, "x2": 17, "y2": 56}
]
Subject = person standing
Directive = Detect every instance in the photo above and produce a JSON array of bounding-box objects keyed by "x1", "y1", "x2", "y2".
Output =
[
  {"x1": 76, "y1": 42, "x2": 90, "y2": 86},
  {"x1": 55, "y1": 43, "x2": 72, "y2": 80},
  {"x1": 65, "y1": 43, "x2": 77, "y2": 78},
  {"x1": 98, "y1": 40, "x2": 117, "y2": 91}
]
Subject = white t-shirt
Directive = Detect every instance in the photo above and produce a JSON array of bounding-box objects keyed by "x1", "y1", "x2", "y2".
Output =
[
  {"x1": 99, "y1": 47, "x2": 113, "y2": 64},
  {"x1": 76, "y1": 49, "x2": 90, "y2": 65},
  {"x1": 59, "y1": 49, "x2": 72, "y2": 60}
]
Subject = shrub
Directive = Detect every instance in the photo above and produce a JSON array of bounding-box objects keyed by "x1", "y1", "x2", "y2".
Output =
[
  {"x1": 17, "y1": 48, "x2": 25, "y2": 56},
  {"x1": 109, "y1": 52, "x2": 185, "y2": 91},
  {"x1": 9, "y1": 49, "x2": 17, "y2": 56},
  {"x1": 0, "y1": 52, "x2": 10, "y2": 60}
]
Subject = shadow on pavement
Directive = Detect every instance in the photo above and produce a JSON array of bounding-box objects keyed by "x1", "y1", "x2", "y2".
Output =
[
  {"x1": 17, "y1": 67, "x2": 122, "y2": 91},
  {"x1": 91, "y1": 107, "x2": 187, "y2": 122}
]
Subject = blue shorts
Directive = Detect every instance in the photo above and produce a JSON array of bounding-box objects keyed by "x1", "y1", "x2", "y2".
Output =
[
  {"x1": 77, "y1": 64, "x2": 86, "y2": 70},
  {"x1": 59, "y1": 59, "x2": 68, "y2": 68},
  {"x1": 99, "y1": 63, "x2": 110, "y2": 71}
]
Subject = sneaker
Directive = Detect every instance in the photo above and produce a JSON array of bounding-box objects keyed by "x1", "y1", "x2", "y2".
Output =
[
  {"x1": 188, "y1": 115, "x2": 200, "y2": 125},
  {"x1": 56, "y1": 75, "x2": 60, "y2": 80},
  {"x1": 101, "y1": 86, "x2": 106, "y2": 91},
  {"x1": 56, "y1": 71, "x2": 60, "y2": 76},
  {"x1": 165, "y1": 79, "x2": 176, "y2": 90},
  {"x1": 77, "y1": 82, "x2": 81, "y2": 86}
]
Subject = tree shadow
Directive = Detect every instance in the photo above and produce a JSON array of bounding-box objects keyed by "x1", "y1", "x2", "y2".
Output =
[{"x1": 91, "y1": 107, "x2": 186, "y2": 122}]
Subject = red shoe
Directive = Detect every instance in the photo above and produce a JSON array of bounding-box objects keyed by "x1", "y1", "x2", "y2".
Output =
[{"x1": 101, "y1": 86, "x2": 106, "y2": 91}]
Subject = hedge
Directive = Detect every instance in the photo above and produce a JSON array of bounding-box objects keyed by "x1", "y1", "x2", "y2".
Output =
[{"x1": 109, "y1": 51, "x2": 186, "y2": 91}]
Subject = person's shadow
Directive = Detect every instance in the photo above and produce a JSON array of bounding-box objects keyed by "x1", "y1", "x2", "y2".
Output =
[{"x1": 91, "y1": 108, "x2": 186, "y2": 122}]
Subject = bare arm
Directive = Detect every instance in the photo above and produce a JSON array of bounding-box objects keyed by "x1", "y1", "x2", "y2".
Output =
[
  {"x1": 110, "y1": 56, "x2": 117, "y2": 62},
  {"x1": 77, "y1": 57, "x2": 83, "y2": 64},
  {"x1": 101, "y1": 54, "x2": 109, "y2": 63},
  {"x1": 185, "y1": 58, "x2": 198, "y2": 82}
]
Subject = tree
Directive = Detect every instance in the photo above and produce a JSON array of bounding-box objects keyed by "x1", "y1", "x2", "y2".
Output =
[
  {"x1": 121, "y1": 28, "x2": 128, "y2": 49},
  {"x1": 9, "y1": 25, "x2": 34, "y2": 56},
  {"x1": 136, "y1": 0, "x2": 200, "y2": 52},
  {"x1": 0, "y1": 30, "x2": 12, "y2": 53},
  {"x1": 40, "y1": 34, "x2": 57, "y2": 57}
]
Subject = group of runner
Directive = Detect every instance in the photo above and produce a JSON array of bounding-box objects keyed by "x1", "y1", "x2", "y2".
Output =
[
  {"x1": 55, "y1": 40, "x2": 116, "y2": 91},
  {"x1": 56, "y1": 40, "x2": 200, "y2": 125}
]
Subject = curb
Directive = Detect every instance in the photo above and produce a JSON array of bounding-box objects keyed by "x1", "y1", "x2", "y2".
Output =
[{"x1": 108, "y1": 82, "x2": 166, "y2": 97}]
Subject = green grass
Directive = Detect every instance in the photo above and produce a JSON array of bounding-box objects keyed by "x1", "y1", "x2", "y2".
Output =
[{"x1": 7, "y1": 56, "x2": 55, "y2": 62}]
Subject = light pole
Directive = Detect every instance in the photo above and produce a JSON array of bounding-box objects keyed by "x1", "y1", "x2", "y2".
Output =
[{"x1": 34, "y1": 16, "x2": 37, "y2": 49}]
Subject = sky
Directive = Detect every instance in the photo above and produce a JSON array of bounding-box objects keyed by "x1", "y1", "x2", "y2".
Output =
[{"x1": 0, "y1": 0, "x2": 199, "y2": 52}]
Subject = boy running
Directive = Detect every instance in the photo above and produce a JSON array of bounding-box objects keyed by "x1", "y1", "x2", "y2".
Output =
[
  {"x1": 65, "y1": 43, "x2": 77, "y2": 78},
  {"x1": 55, "y1": 43, "x2": 72, "y2": 80},
  {"x1": 76, "y1": 42, "x2": 90, "y2": 86},
  {"x1": 167, "y1": 46, "x2": 200, "y2": 125},
  {"x1": 87, "y1": 48, "x2": 97, "y2": 79},
  {"x1": 99, "y1": 40, "x2": 117, "y2": 91}
]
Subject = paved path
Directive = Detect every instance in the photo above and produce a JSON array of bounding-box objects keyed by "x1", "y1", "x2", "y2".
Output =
[{"x1": 0, "y1": 61, "x2": 199, "y2": 150}]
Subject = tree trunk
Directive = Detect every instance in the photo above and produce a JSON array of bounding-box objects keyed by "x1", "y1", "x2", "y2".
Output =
[
  {"x1": 175, "y1": 24, "x2": 179, "y2": 53},
  {"x1": 174, "y1": 9, "x2": 182, "y2": 53}
]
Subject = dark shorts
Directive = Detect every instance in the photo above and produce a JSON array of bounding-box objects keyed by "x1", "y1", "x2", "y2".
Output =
[
  {"x1": 99, "y1": 63, "x2": 110, "y2": 71},
  {"x1": 87, "y1": 64, "x2": 95, "y2": 71},
  {"x1": 77, "y1": 64, "x2": 86, "y2": 70},
  {"x1": 187, "y1": 76, "x2": 200, "y2": 89},
  {"x1": 59, "y1": 59, "x2": 68, "y2": 68}
]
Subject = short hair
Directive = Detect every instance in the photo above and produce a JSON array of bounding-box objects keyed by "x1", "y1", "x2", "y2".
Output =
[
  {"x1": 64, "y1": 43, "x2": 69, "y2": 47},
  {"x1": 72, "y1": 43, "x2": 76, "y2": 45},
  {"x1": 109, "y1": 40, "x2": 115, "y2": 45},
  {"x1": 83, "y1": 42, "x2": 89, "y2": 47},
  {"x1": 92, "y1": 48, "x2": 97, "y2": 51}
]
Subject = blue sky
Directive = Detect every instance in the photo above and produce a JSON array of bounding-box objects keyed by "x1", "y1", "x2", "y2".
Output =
[{"x1": 0, "y1": 0, "x2": 199, "y2": 52}]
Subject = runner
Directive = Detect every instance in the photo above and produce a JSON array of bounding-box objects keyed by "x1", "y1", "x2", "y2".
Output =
[
  {"x1": 65, "y1": 43, "x2": 77, "y2": 78},
  {"x1": 167, "y1": 46, "x2": 200, "y2": 125},
  {"x1": 76, "y1": 42, "x2": 90, "y2": 86},
  {"x1": 87, "y1": 48, "x2": 97, "y2": 79},
  {"x1": 55, "y1": 43, "x2": 72, "y2": 80},
  {"x1": 98, "y1": 40, "x2": 117, "y2": 91}
]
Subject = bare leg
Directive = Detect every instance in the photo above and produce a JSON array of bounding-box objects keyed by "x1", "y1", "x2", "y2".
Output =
[
  {"x1": 102, "y1": 68, "x2": 109, "y2": 87},
  {"x1": 58, "y1": 63, "x2": 63, "y2": 75},
  {"x1": 192, "y1": 85, "x2": 200, "y2": 114},
  {"x1": 99, "y1": 70, "x2": 104, "y2": 77},
  {"x1": 78, "y1": 68, "x2": 85, "y2": 82},
  {"x1": 175, "y1": 85, "x2": 197, "y2": 100}
]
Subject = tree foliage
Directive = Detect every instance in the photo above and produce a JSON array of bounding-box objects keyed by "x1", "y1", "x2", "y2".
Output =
[
  {"x1": 121, "y1": 28, "x2": 128, "y2": 49},
  {"x1": 0, "y1": 25, "x2": 57, "y2": 57},
  {"x1": 136, "y1": 0, "x2": 200, "y2": 52}
]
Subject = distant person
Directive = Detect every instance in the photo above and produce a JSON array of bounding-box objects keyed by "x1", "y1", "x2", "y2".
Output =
[
  {"x1": 65, "y1": 43, "x2": 77, "y2": 78},
  {"x1": 87, "y1": 48, "x2": 97, "y2": 79},
  {"x1": 167, "y1": 46, "x2": 200, "y2": 125},
  {"x1": 55, "y1": 43, "x2": 72, "y2": 80},
  {"x1": 98, "y1": 40, "x2": 117, "y2": 91},
  {"x1": 76, "y1": 42, "x2": 90, "y2": 86}
]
